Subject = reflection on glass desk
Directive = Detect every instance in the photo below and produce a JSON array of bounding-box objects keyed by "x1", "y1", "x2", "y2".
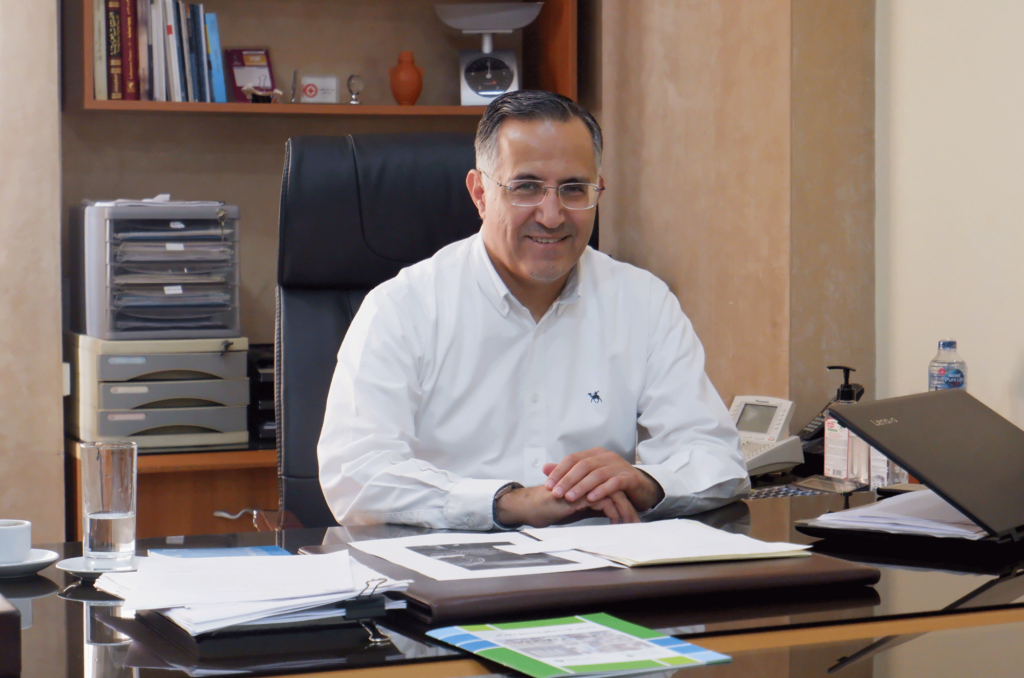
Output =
[{"x1": 9, "y1": 492, "x2": 1024, "y2": 677}]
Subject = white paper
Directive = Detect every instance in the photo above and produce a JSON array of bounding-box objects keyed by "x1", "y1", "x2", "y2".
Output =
[
  {"x1": 809, "y1": 489, "x2": 987, "y2": 539},
  {"x1": 509, "y1": 519, "x2": 810, "y2": 566},
  {"x1": 350, "y1": 531, "x2": 615, "y2": 581},
  {"x1": 96, "y1": 552, "x2": 411, "y2": 636},
  {"x1": 86, "y1": 195, "x2": 224, "y2": 208},
  {"x1": 119, "y1": 550, "x2": 356, "y2": 610}
]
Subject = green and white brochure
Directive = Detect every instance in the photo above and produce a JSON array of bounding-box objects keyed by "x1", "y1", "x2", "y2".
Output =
[{"x1": 426, "y1": 612, "x2": 730, "y2": 677}]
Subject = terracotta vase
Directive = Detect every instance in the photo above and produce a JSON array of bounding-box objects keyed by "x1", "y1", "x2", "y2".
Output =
[{"x1": 389, "y1": 51, "x2": 424, "y2": 106}]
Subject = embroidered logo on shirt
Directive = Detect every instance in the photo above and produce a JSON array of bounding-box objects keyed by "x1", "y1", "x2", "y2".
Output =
[{"x1": 588, "y1": 391, "x2": 602, "y2": 403}]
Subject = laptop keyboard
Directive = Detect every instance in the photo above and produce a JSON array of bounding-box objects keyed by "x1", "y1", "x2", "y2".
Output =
[{"x1": 748, "y1": 485, "x2": 828, "y2": 499}]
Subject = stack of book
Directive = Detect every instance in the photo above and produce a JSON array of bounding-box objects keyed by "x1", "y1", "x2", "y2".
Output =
[{"x1": 93, "y1": 0, "x2": 229, "y2": 103}]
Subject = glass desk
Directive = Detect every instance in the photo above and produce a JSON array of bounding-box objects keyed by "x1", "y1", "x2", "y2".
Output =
[{"x1": 6, "y1": 493, "x2": 1024, "y2": 677}]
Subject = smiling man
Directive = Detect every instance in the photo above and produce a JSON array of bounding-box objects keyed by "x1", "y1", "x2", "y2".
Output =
[{"x1": 317, "y1": 91, "x2": 749, "y2": 530}]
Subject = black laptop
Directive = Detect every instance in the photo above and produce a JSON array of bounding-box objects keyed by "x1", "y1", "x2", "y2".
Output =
[{"x1": 802, "y1": 389, "x2": 1024, "y2": 544}]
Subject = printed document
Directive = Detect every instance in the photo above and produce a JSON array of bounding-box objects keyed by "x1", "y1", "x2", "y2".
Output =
[
  {"x1": 805, "y1": 489, "x2": 987, "y2": 539},
  {"x1": 349, "y1": 531, "x2": 615, "y2": 581},
  {"x1": 498, "y1": 519, "x2": 810, "y2": 566},
  {"x1": 428, "y1": 613, "x2": 731, "y2": 677}
]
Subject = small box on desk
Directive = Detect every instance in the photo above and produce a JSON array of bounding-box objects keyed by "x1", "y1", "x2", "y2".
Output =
[
  {"x1": 64, "y1": 333, "x2": 250, "y2": 452},
  {"x1": 0, "y1": 593, "x2": 19, "y2": 677}
]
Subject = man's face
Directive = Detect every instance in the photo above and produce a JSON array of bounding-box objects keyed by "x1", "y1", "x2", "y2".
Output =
[{"x1": 470, "y1": 118, "x2": 601, "y2": 293}]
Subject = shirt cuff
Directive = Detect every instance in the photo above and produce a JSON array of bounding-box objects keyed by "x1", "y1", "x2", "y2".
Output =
[
  {"x1": 632, "y1": 464, "x2": 679, "y2": 516},
  {"x1": 445, "y1": 478, "x2": 516, "y2": 530},
  {"x1": 491, "y1": 482, "x2": 525, "y2": 530}
]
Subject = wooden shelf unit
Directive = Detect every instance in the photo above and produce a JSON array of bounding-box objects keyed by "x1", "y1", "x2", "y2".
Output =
[
  {"x1": 84, "y1": 99, "x2": 489, "y2": 116},
  {"x1": 65, "y1": 441, "x2": 279, "y2": 540},
  {"x1": 70, "y1": 0, "x2": 578, "y2": 115}
]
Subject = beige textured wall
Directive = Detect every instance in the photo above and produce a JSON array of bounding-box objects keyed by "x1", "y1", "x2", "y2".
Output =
[
  {"x1": 790, "y1": 0, "x2": 875, "y2": 427},
  {"x1": 0, "y1": 2, "x2": 66, "y2": 542},
  {"x1": 595, "y1": 0, "x2": 874, "y2": 428},
  {"x1": 598, "y1": 0, "x2": 792, "y2": 406},
  {"x1": 876, "y1": 1, "x2": 1024, "y2": 422}
]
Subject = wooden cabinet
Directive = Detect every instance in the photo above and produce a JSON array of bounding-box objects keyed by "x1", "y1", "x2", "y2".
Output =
[
  {"x1": 64, "y1": 0, "x2": 578, "y2": 116},
  {"x1": 65, "y1": 441, "x2": 278, "y2": 540}
]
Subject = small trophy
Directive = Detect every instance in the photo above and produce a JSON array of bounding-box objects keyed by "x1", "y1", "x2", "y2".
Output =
[{"x1": 347, "y1": 74, "x2": 364, "y2": 104}]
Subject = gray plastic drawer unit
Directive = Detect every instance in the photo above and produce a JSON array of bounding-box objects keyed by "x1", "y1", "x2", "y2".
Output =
[
  {"x1": 94, "y1": 351, "x2": 247, "y2": 382},
  {"x1": 93, "y1": 406, "x2": 248, "y2": 437},
  {"x1": 69, "y1": 204, "x2": 241, "y2": 340},
  {"x1": 97, "y1": 379, "x2": 250, "y2": 410},
  {"x1": 65, "y1": 333, "x2": 251, "y2": 452}
]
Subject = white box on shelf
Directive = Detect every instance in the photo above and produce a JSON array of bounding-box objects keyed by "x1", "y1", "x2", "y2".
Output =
[{"x1": 299, "y1": 75, "x2": 339, "y2": 104}]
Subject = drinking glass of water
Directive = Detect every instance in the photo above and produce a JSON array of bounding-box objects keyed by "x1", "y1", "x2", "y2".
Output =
[{"x1": 80, "y1": 441, "x2": 137, "y2": 566}]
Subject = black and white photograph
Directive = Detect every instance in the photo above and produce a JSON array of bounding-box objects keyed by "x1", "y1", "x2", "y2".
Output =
[{"x1": 407, "y1": 542, "x2": 574, "y2": 571}]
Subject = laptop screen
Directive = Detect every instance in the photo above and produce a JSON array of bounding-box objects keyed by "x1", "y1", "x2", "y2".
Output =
[{"x1": 829, "y1": 389, "x2": 1024, "y2": 542}]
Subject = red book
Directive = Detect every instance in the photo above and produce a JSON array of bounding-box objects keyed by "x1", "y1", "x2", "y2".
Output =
[
  {"x1": 105, "y1": 0, "x2": 123, "y2": 100},
  {"x1": 120, "y1": 0, "x2": 139, "y2": 100}
]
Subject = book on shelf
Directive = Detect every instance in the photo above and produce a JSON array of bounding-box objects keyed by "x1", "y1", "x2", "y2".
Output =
[
  {"x1": 197, "y1": 6, "x2": 214, "y2": 102},
  {"x1": 91, "y1": 1, "x2": 240, "y2": 105},
  {"x1": 120, "y1": 0, "x2": 139, "y2": 99},
  {"x1": 150, "y1": 0, "x2": 166, "y2": 101},
  {"x1": 105, "y1": 0, "x2": 123, "y2": 100},
  {"x1": 137, "y1": 0, "x2": 151, "y2": 100},
  {"x1": 162, "y1": 0, "x2": 183, "y2": 101},
  {"x1": 93, "y1": 0, "x2": 107, "y2": 99},
  {"x1": 176, "y1": 1, "x2": 194, "y2": 101},
  {"x1": 188, "y1": 4, "x2": 209, "y2": 102},
  {"x1": 205, "y1": 13, "x2": 227, "y2": 103}
]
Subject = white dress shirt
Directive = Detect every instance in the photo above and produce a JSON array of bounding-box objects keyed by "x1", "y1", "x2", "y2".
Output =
[{"x1": 318, "y1": 233, "x2": 749, "y2": 530}]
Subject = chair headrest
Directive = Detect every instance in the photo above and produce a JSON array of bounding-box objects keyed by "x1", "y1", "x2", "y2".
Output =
[{"x1": 278, "y1": 134, "x2": 481, "y2": 289}]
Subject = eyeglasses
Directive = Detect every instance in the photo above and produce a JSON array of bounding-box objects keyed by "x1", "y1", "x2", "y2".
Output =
[{"x1": 481, "y1": 171, "x2": 604, "y2": 210}]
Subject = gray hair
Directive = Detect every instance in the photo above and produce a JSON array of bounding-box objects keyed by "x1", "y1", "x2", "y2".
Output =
[{"x1": 475, "y1": 90, "x2": 603, "y2": 176}]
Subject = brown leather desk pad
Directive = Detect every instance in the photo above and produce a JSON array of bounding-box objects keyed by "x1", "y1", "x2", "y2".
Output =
[{"x1": 301, "y1": 543, "x2": 880, "y2": 624}]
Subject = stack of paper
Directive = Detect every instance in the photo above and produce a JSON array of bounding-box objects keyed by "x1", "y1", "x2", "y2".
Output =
[
  {"x1": 86, "y1": 194, "x2": 225, "y2": 208},
  {"x1": 95, "y1": 550, "x2": 410, "y2": 635},
  {"x1": 805, "y1": 489, "x2": 988, "y2": 540},
  {"x1": 493, "y1": 519, "x2": 811, "y2": 566}
]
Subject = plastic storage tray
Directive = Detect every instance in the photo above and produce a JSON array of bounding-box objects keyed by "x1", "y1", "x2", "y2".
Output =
[{"x1": 69, "y1": 204, "x2": 241, "y2": 340}]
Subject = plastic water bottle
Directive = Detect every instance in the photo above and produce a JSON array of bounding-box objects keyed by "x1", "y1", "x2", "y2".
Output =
[{"x1": 928, "y1": 339, "x2": 967, "y2": 391}]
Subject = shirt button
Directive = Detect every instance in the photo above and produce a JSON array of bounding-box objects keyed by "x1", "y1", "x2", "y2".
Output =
[
  {"x1": 467, "y1": 517, "x2": 475, "y2": 527},
  {"x1": 533, "y1": 458, "x2": 540, "y2": 467},
  {"x1": 530, "y1": 393, "x2": 539, "y2": 403}
]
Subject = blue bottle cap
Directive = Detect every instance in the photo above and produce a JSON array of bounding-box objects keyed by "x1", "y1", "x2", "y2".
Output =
[{"x1": 938, "y1": 339, "x2": 957, "y2": 350}]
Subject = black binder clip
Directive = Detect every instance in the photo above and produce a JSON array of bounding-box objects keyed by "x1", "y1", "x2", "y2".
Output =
[{"x1": 346, "y1": 578, "x2": 390, "y2": 645}]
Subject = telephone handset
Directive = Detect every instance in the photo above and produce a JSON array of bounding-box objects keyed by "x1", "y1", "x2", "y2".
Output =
[
  {"x1": 797, "y1": 366, "x2": 865, "y2": 442},
  {"x1": 728, "y1": 395, "x2": 804, "y2": 476}
]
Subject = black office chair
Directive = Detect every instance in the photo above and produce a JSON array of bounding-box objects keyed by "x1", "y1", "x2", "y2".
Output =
[{"x1": 275, "y1": 132, "x2": 599, "y2": 528}]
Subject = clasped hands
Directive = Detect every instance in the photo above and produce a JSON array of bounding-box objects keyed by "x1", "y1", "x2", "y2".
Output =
[{"x1": 494, "y1": 448, "x2": 665, "y2": 528}]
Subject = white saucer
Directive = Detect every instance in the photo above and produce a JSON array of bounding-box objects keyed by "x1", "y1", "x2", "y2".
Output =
[
  {"x1": 56, "y1": 556, "x2": 138, "y2": 581},
  {"x1": 0, "y1": 549, "x2": 60, "y2": 579}
]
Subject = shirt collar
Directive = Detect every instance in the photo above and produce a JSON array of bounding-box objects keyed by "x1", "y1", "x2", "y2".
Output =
[{"x1": 471, "y1": 233, "x2": 586, "y2": 318}]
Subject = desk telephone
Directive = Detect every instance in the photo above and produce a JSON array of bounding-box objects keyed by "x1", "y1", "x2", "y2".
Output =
[
  {"x1": 729, "y1": 395, "x2": 804, "y2": 476},
  {"x1": 733, "y1": 369, "x2": 866, "y2": 476}
]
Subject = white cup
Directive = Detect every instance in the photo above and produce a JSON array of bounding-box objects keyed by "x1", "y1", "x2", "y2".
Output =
[{"x1": 0, "y1": 519, "x2": 31, "y2": 564}]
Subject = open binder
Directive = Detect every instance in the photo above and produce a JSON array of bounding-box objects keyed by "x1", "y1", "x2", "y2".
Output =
[{"x1": 803, "y1": 389, "x2": 1024, "y2": 544}]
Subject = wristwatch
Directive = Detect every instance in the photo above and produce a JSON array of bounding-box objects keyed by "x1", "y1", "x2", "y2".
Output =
[{"x1": 492, "y1": 482, "x2": 524, "y2": 530}]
